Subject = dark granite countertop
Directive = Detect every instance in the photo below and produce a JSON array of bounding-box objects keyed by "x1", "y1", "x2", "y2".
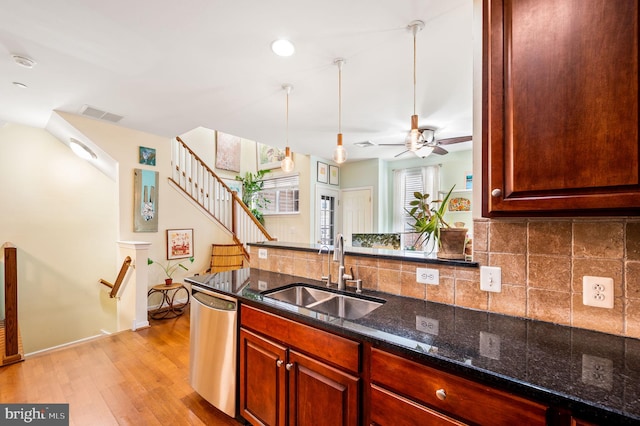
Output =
[{"x1": 186, "y1": 268, "x2": 640, "y2": 425}]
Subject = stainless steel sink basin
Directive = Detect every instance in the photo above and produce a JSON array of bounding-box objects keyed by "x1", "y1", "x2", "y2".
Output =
[{"x1": 262, "y1": 284, "x2": 385, "y2": 320}]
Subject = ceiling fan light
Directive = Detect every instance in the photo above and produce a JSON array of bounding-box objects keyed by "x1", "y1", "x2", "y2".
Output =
[
  {"x1": 333, "y1": 133, "x2": 347, "y2": 164},
  {"x1": 271, "y1": 39, "x2": 295, "y2": 57},
  {"x1": 281, "y1": 146, "x2": 295, "y2": 172}
]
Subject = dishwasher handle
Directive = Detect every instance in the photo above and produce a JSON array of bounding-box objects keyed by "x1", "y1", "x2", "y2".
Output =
[{"x1": 192, "y1": 288, "x2": 237, "y2": 311}]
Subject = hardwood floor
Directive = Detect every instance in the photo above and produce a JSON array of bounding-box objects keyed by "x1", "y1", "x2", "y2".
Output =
[{"x1": 0, "y1": 306, "x2": 244, "y2": 425}]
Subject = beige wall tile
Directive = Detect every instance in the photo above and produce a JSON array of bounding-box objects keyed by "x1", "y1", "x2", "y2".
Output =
[
  {"x1": 573, "y1": 221, "x2": 624, "y2": 258},
  {"x1": 625, "y1": 299, "x2": 640, "y2": 339},
  {"x1": 529, "y1": 221, "x2": 572, "y2": 255},
  {"x1": 489, "y1": 253, "x2": 526, "y2": 285},
  {"x1": 572, "y1": 259, "x2": 623, "y2": 296},
  {"x1": 426, "y1": 277, "x2": 454, "y2": 304},
  {"x1": 378, "y1": 268, "x2": 401, "y2": 294},
  {"x1": 489, "y1": 284, "x2": 526, "y2": 317},
  {"x1": 571, "y1": 294, "x2": 623, "y2": 335},
  {"x1": 489, "y1": 221, "x2": 527, "y2": 254},
  {"x1": 473, "y1": 219, "x2": 489, "y2": 252},
  {"x1": 454, "y1": 279, "x2": 488, "y2": 310},
  {"x1": 401, "y1": 272, "x2": 426, "y2": 299},
  {"x1": 455, "y1": 266, "x2": 480, "y2": 282},
  {"x1": 626, "y1": 261, "x2": 640, "y2": 299},
  {"x1": 527, "y1": 288, "x2": 571, "y2": 325},
  {"x1": 358, "y1": 266, "x2": 378, "y2": 291},
  {"x1": 528, "y1": 255, "x2": 571, "y2": 291},
  {"x1": 627, "y1": 222, "x2": 640, "y2": 261}
]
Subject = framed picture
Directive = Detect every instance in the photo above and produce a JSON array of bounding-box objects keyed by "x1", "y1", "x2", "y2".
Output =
[
  {"x1": 166, "y1": 228, "x2": 193, "y2": 260},
  {"x1": 257, "y1": 142, "x2": 285, "y2": 170},
  {"x1": 139, "y1": 146, "x2": 156, "y2": 166},
  {"x1": 317, "y1": 162, "x2": 328, "y2": 183},
  {"x1": 442, "y1": 190, "x2": 472, "y2": 212},
  {"x1": 329, "y1": 165, "x2": 339, "y2": 185},
  {"x1": 133, "y1": 169, "x2": 159, "y2": 232},
  {"x1": 215, "y1": 131, "x2": 241, "y2": 172}
]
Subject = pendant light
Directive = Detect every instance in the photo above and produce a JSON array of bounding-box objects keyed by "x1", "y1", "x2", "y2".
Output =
[
  {"x1": 332, "y1": 58, "x2": 347, "y2": 164},
  {"x1": 405, "y1": 20, "x2": 425, "y2": 152},
  {"x1": 280, "y1": 84, "x2": 295, "y2": 172}
]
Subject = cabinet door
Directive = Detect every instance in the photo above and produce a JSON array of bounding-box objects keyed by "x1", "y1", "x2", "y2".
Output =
[
  {"x1": 240, "y1": 328, "x2": 288, "y2": 426},
  {"x1": 483, "y1": 0, "x2": 639, "y2": 215},
  {"x1": 288, "y1": 350, "x2": 359, "y2": 426}
]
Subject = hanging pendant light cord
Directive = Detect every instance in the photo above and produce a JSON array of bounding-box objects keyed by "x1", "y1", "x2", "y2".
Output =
[
  {"x1": 413, "y1": 26, "x2": 417, "y2": 116},
  {"x1": 338, "y1": 61, "x2": 342, "y2": 134},
  {"x1": 286, "y1": 89, "x2": 289, "y2": 146}
]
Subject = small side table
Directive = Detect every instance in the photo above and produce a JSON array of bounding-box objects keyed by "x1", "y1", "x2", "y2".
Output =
[{"x1": 147, "y1": 282, "x2": 190, "y2": 320}]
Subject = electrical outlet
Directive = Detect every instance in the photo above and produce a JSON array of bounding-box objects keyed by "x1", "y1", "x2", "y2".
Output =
[
  {"x1": 416, "y1": 316, "x2": 439, "y2": 335},
  {"x1": 416, "y1": 267, "x2": 439, "y2": 285},
  {"x1": 582, "y1": 276, "x2": 614, "y2": 308},
  {"x1": 581, "y1": 354, "x2": 613, "y2": 390},
  {"x1": 480, "y1": 266, "x2": 501, "y2": 292},
  {"x1": 258, "y1": 248, "x2": 268, "y2": 259},
  {"x1": 258, "y1": 280, "x2": 268, "y2": 291}
]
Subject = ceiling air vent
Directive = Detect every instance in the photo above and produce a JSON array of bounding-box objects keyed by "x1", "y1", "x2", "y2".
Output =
[{"x1": 80, "y1": 105, "x2": 123, "y2": 123}]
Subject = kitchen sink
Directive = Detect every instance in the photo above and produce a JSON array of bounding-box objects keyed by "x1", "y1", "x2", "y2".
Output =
[{"x1": 262, "y1": 284, "x2": 385, "y2": 320}]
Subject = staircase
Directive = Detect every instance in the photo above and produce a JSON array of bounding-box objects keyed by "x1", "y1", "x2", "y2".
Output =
[{"x1": 169, "y1": 137, "x2": 274, "y2": 258}]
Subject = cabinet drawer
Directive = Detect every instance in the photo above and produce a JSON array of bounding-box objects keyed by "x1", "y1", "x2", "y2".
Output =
[
  {"x1": 241, "y1": 305, "x2": 360, "y2": 374},
  {"x1": 370, "y1": 348, "x2": 547, "y2": 426}
]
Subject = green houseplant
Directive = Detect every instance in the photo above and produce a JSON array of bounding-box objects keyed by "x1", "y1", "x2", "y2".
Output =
[
  {"x1": 405, "y1": 185, "x2": 468, "y2": 259},
  {"x1": 235, "y1": 169, "x2": 270, "y2": 225},
  {"x1": 148, "y1": 256, "x2": 194, "y2": 285}
]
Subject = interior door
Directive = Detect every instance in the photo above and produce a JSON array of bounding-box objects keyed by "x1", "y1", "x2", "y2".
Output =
[{"x1": 341, "y1": 188, "x2": 373, "y2": 246}]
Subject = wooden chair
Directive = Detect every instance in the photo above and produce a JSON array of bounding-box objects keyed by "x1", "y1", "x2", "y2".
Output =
[{"x1": 206, "y1": 243, "x2": 245, "y2": 273}]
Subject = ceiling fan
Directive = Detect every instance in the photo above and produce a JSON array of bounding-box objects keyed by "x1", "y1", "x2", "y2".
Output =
[{"x1": 378, "y1": 128, "x2": 472, "y2": 158}]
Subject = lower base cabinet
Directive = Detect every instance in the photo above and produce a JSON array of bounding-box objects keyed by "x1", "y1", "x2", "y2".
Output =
[
  {"x1": 239, "y1": 305, "x2": 360, "y2": 426},
  {"x1": 369, "y1": 347, "x2": 550, "y2": 426}
]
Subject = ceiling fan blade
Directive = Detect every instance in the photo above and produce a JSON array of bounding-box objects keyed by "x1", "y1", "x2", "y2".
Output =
[
  {"x1": 378, "y1": 143, "x2": 405, "y2": 146},
  {"x1": 432, "y1": 146, "x2": 449, "y2": 155},
  {"x1": 394, "y1": 149, "x2": 411, "y2": 158},
  {"x1": 437, "y1": 135, "x2": 472, "y2": 145}
]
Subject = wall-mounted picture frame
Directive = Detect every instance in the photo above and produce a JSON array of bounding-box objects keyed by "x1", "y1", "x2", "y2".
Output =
[
  {"x1": 257, "y1": 142, "x2": 285, "y2": 170},
  {"x1": 215, "y1": 131, "x2": 241, "y2": 172},
  {"x1": 133, "y1": 169, "x2": 159, "y2": 232},
  {"x1": 166, "y1": 228, "x2": 193, "y2": 260},
  {"x1": 329, "y1": 165, "x2": 339, "y2": 186},
  {"x1": 139, "y1": 146, "x2": 156, "y2": 166},
  {"x1": 317, "y1": 162, "x2": 328, "y2": 183}
]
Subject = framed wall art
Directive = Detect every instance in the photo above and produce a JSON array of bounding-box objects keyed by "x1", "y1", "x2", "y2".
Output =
[
  {"x1": 329, "y1": 165, "x2": 339, "y2": 186},
  {"x1": 317, "y1": 162, "x2": 328, "y2": 183},
  {"x1": 133, "y1": 169, "x2": 159, "y2": 232},
  {"x1": 215, "y1": 131, "x2": 241, "y2": 172},
  {"x1": 139, "y1": 146, "x2": 156, "y2": 166},
  {"x1": 166, "y1": 228, "x2": 193, "y2": 260},
  {"x1": 257, "y1": 142, "x2": 285, "y2": 170}
]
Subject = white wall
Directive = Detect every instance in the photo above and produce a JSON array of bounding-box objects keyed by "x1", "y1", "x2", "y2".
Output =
[{"x1": 0, "y1": 123, "x2": 118, "y2": 353}]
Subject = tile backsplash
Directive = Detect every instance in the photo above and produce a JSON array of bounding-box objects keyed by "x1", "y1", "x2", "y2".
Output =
[{"x1": 250, "y1": 218, "x2": 640, "y2": 339}]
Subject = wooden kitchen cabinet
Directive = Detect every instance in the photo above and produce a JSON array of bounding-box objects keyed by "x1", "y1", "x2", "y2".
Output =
[
  {"x1": 369, "y1": 347, "x2": 550, "y2": 426},
  {"x1": 482, "y1": 0, "x2": 639, "y2": 216},
  {"x1": 239, "y1": 305, "x2": 360, "y2": 426}
]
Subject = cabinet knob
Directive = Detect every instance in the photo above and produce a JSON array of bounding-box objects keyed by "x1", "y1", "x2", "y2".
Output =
[
  {"x1": 491, "y1": 188, "x2": 502, "y2": 197},
  {"x1": 435, "y1": 389, "x2": 447, "y2": 401},
  {"x1": 285, "y1": 363, "x2": 293, "y2": 371},
  {"x1": 276, "y1": 359, "x2": 284, "y2": 367}
]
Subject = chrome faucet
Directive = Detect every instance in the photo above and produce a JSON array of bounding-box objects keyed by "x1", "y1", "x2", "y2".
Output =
[
  {"x1": 318, "y1": 245, "x2": 331, "y2": 287},
  {"x1": 333, "y1": 234, "x2": 352, "y2": 290}
]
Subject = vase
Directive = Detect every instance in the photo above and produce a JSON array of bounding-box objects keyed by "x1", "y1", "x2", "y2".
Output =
[
  {"x1": 437, "y1": 228, "x2": 468, "y2": 260},
  {"x1": 165, "y1": 278, "x2": 173, "y2": 285}
]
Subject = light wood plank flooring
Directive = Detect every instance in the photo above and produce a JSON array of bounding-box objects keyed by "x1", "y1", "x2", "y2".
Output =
[{"x1": 0, "y1": 307, "x2": 244, "y2": 425}]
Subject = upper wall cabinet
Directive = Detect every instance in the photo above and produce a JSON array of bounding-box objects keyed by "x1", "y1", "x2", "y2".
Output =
[{"x1": 482, "y1": 0, "x2": 639, "y2": 216}]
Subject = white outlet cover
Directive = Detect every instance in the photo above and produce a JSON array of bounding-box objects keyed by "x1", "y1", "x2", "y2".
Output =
[
  {"x1": 258, "y1": 248, "x2": 268, "y2": 259},
  {"x1": 416, "y1": 267, "x2": 439, "y2": 285},
  {"x1": 480, "y1": 266, "x2": 501, "y2": 292},
  {"x1": 582, "y1": 276, "x2": 614, "y2": 309}
]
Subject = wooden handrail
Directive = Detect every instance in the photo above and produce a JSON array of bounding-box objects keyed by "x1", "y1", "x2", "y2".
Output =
[
  {"x1": 3, "y1": 242, "x2": 22, "y2": 366},
  {"x1": 100, "y1": 256, "x2": 132, "y2": 298}
]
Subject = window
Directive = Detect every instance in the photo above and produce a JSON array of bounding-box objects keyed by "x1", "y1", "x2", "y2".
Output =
[
  {"x1": 393, "y1": 165, "x2": 440, "y2": 249},
  {"x1": 256, "y1": 174, "x2": 299, "y2": 215},
  {"x1": 319, "y1": 194, "x2": 335, "y2": 245}
]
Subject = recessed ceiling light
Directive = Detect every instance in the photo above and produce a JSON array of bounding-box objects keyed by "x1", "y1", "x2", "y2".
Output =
[
  {"x1": 11, "y1": 54, "x2": 36, "y2": 69},
  {"x1": 271, "y1": 39, "x2": 295, "y2": 57},
  {"x1": 69, "y1": 138, "x2": 97, "y2": 160},
  {"x1": 12, "y1": 82, "x2": 28, "y2": 89}
]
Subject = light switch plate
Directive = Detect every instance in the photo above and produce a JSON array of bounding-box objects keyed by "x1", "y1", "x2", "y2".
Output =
[{"x1": 480, "y1": 266, "x2": 501, "y2": 292}]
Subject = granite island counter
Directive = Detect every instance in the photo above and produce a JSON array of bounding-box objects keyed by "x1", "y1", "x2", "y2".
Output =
[{"x1": 186, "y1": 267, "x2": 640, "y2": 425}]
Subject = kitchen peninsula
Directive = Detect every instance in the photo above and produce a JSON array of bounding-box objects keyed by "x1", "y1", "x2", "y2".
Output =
[{"x1": 185, "y1": 241, "x2": 640, "y2": 425}]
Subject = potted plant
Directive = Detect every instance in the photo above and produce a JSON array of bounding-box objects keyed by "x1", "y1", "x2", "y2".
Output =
[
  {"x1": 405, "y1": 185, "x2": 468, "y2": 259},
  {"x1": 148, "y1": 256, "x2": 195, "y2": 285},
  {"x1": 235, "y1": 169, "x2": 270, "y2": 225}
]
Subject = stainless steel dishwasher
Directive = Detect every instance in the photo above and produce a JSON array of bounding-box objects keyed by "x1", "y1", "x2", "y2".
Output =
[{"x1": 189, "y1": 285, "x2": 237, "y2": 418}]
